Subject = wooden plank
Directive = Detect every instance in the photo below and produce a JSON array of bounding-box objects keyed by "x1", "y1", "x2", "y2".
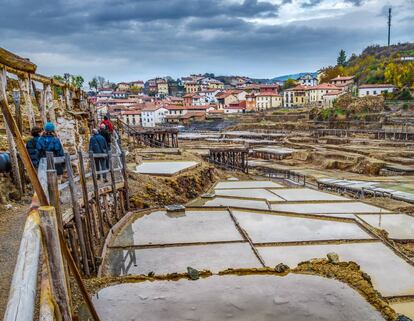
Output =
[
  {"x1": 65, "y1": 153, "x2": 90, "y2": 276},
  {"x1": 3, "y1": 211, "x2": 41, "y2": 321},
  {"x1": 120, "y1": 151, "x2": 130, "y2": 211},
  {"x1": 39, "y1": 206, "x2": 72, "y2": 321},
  {"x1": 89, "y1": 151, "x2": 105, "y2": 237},
  {"x1": 18, "y1": 76, "x2": 36, "y2": 130},
  {"x1": 108, "y1": 150, "x2": 119, "y2": 220},
  {"x1": 0, "y1": 47, "x2": 37, "y2": 73}
]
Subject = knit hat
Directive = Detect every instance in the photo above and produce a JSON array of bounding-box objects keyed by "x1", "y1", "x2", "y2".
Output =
[{"x1": 44, "y1": 122, "x2": 55, "y2": 132}]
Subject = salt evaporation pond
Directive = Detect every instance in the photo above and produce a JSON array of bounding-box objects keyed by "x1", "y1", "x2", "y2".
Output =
[
  {"x1": 214, "y1": 188, "x2": 285, "y2": 201},
  {"x1": 215, "y1": 180, "x2": 283, "y2": 189},
  {"x1": 135, "y1": 161, "x2": 198, "y2": 175},
  {"x1": 271, "y1": 202, "x2": 390, "y2": 214},
  {"x1": 357, "y1": 214, "x2": 414, "y2": 239},
  {"x1": 258, "y1": 242, "x2": 414, "y2": 297},
  {"x1": 112, "y1": 210, "x2": 243, "y2": 247},
  {"x1": 106, "y1": 243, "x2": 260, "y2": 276},
  {"x1": 85, "y1": 275, "x2": 385, "y2": 321},
  {"x1": 203, "y1": 197, "x2": 269, "y2": 210},
  {"x1": 232, "y1": 210, "x2": 373, "y2": 243},
  {"x1": 270, "y1": 188, "x2": 348, "y2": 202}
]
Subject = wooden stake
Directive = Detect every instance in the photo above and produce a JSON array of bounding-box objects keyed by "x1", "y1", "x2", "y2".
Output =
[
  {"x1": 89, "y1": 151, "x2": 105, "y2": 237},
  {"x1": 120, "y1": 151, "x2": 130, "y2": 211},
  {"x1": 107, "y1": 150, "x2": 119, "y2": 220},
  {"x1": 65, "y1": 153, "x2": 90, "y2": 276},
  {"x1": 39, "y1": 206, "x2": 72, "y2": 321}
]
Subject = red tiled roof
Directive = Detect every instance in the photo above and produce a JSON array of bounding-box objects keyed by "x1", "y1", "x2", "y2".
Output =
[
  {"x1": 331, "y1": 75, "x2": 355, "y2": 81},
  {"x1": 256, "y1": 92, "x2": 281, "y2": 97},
  {"x1": 121, "y1": 110, "x2": 142, "y2": 115},
  {"x1": 309, "y1": 83, "x2": 341, "y2": 90},
  {"x1": 359, "y1": 84, "x2": 395, "y2": 89}
]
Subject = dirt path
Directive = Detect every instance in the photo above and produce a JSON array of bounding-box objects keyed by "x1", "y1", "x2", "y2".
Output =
[{"x1": 0, "y1": 203, "x2": 28, "y2": 319}]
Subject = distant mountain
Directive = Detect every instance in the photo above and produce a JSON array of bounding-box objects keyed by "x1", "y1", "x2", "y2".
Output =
[{"x1": 270, "y1": 72, "x2": 317, "y2": 82}]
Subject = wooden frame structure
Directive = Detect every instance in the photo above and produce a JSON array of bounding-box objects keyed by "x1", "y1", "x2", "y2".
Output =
[
  {"x1": 208, "y1": 148, "x2": 249, "y2": 173},
  {"x1": 314, "y1": 128, "x2": 414, "y2": 141},
  {"x1": 115, "y1": 117, "x2": 179, "y2": 148}
]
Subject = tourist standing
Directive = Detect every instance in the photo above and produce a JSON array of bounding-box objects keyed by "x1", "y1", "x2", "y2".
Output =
[
  {"x1": 89, "y1": 128, "x2": 109, "y2": 182},
  {"x1": 36, "y1": 122, "x2": 65, "y2": 175},
  {"x1": 26, "y1": 126, "x2": 43, "y2": 169}
]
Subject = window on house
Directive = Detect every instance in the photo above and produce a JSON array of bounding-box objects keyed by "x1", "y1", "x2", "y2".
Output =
[{"x1": 373, "y1": 91, "x2": 377, "y2": 95}]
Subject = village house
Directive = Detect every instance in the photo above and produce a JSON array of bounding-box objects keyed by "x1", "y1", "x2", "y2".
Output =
[
  {"x1": 323, "y1": 92, "x2": 343, "y2": 108},
  {"x1": 184, "y1": 81, "x2": 200, "y2": 93},
  {"x1": 199, "y1": 89, "x2": 220, "y2": 103},
  {"x1": 329, "y1": 75, "x2": 355, "y2": 92},
  {"x1": 283, "y1": 85, "x2": 309, "y2": 108},
  {"x1": 97, "y1": 87, "x2": 113, "y2": 95},
  {"x1": 130, "y1": 80, "x2": 144, "y2": 89},
  {"x1": 207, "y1": 79, "x2": 224, "y2": 90},
  {"x1": 307, "y1": 83, "x2": 341, "y2": 106},
  {"x1": 112, "y1": 91, "x2": 129, "y2": 99},
  {"x1": 358, "y1": 84, "x2": 396, "y2": 97},
  {"x1": 297, "y1": 73, "x2": 318, "y2": 87},
  {"x1": 246, "y1": 93, "x2": 256, "y2": 111},
  {"x1": 224, "y1": 101, "x2": 246, "y2": 114},
  {"x1": 117, "y1": 82, "x2": 130, "y2": 91},
  {"x1": 157, "y1": 79, "x2": 169, "y2": 96},
  {"x1": 146, "y1": 79, "x2": 158, "y2": 94},
  {"x1": 255, "y1": 92, "x2": 282, "y2": 110},
  {"x1": 216, "y1": 92, "x2": 239, "y2": 109},
  {"x1": 141, "y1": 105, "x2": 168, "y2": 127},
  {"x1": 121, "y1": 109, "x2": 142, "y2": 126}
]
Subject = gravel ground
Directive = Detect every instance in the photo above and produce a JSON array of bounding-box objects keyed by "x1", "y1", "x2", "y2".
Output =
[{"x1": 0, "y1": 203, "x2": 28, "y2": 319}]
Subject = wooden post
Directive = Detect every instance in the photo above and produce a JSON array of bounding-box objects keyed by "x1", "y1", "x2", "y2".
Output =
[
  {"x1": 47, "y1": 169, "x2": 63, "y2": 230},
  {"x1": 89, "y1": 151, "x2": 105, "y2": 236},
  {"x1": 65, "y1": 153, "x2": 90, "y2": 276},
  {"x1": 39, "y1": 206, "x2": 72, "y2": 321},
  {"x1": 108, "y1": 150, "x2": 119, "y2": 220},
  {"x1": 18, "y1": 76, "x2": 36, "y2": 130},
  {"x1": 120, "y1": 151, "x2": 130, "y2": 211}
]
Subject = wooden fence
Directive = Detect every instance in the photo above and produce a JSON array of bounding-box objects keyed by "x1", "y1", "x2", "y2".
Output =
[{"x1": 208, "y1": 148, "x2": 249, "y2": 173}]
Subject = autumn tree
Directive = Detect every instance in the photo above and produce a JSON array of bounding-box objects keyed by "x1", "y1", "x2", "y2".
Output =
[
  {"x1": 319, "y1": 65, "x2": 346, "y2": 83},
  {"x1": 283, "y1": 78, "x2": 297, "y2": 90},
  {"x1": 88, "y1": 77, "x2": 98, "y2": 91}
]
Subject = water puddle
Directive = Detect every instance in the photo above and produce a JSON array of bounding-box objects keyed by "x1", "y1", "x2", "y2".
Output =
[
  {"x1": 233, "y1": 210, "x2": 372, "y2": 243},
  {"x1": 258, "y1": 242, "x2": 414, "y2": 297},
  {"x1": 81, "y1": 274, "x2": 385, "y2": 321}
]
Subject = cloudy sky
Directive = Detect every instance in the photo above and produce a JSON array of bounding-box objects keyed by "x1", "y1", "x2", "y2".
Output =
[{"x1": 0, "y1": 0, "x2": 413, "y2": 82}]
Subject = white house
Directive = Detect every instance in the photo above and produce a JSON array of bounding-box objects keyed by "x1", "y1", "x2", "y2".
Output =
[
  {"x1": 358, "y1": 84, "x2": 395, "y2": 97},
  {"x1": 297, "y1": 73, "x2": 318, "y2": 87},
  {"x1": 255, "y1": 92, "x2": 282, "y2": 110},
  {"x1": 141, "y1": 105, "x2": 168, "y2": 127},
  {"x1": 307, "y1": 83, "x2": 341, "y2": 106},
  {"x1": 199, "y1": 89, "x2": 220, "y2": 103}
]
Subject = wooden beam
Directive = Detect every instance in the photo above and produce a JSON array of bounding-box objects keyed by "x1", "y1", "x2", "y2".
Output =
[
  {"x1": 39, "y1": 206, "x2": 72, "y2": 321},
  {"x1": 0, "y1": 47, "x2": 37, "y2": 73}
]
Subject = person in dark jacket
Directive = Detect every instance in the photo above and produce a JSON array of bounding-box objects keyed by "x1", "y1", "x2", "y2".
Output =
[
  {"x1": 36, "y1": 122, "x2": 65, "y2": 175},
  {"x1": 26, "y1": 126, "x2": 43, "y2": 169},
  {"x1": 99, "y1": 123, "x2": 111, "y2": 145},
  {"x1": 100, "y1": 115, "x2": 114, "y2": 133},
  {"x1": 89, "y1": 129, "x2": 108, "y2": 182}
]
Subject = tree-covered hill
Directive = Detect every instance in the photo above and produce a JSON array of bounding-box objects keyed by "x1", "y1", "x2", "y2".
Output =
[{"x1": 319, "y1": 43, "x2": 414, "y2": 90}]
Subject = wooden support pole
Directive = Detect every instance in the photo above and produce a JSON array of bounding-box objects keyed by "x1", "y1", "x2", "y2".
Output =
[
  {"x1": 89, "y1": 151, "x2": 105, "y2": 237},
  {"x1": 108, "y1": 150, "x2": 119, "y2": 220},
  {"x1": 0, "y1": 47, "x2": 37, "y2": 73},
  {"x1": 120, "y1": 150, "x2": 130, "y2": 211},
  {"x1": 47, "y1": 169, "x2": 63, "y2": 230},
  {"x1": 39, "y1": 206, "x2": 72, "y2": 321},
  {"x1": 65, "y1": 153, "x2": 90, "y2": 276},
  {"x1": 18, "y1": 76, "x2": 36, "y2": 130}
]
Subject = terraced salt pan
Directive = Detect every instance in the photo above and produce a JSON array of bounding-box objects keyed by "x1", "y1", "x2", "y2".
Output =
[
  {"x1": 106, "y1": 243, "x2": 260, "y2": 276},
  {"x1": 271, "y1": 202, "x2": 390, "y2": 214},
  {"x1": 135, "y1": 161, "x2": 198, "y2": 175},
  {"x1": 87, "y1": 275, "x2": 385, "y2": 321},
  {"x1": 358, "y1": 214, "x2": 414, "y2": 239},
  {"x1": 214, "y1": 188, "x2": 285, "y2": 201},
  {"x1": 215, "y1": 180, "x2": 283, "y2": 189},
  {"x1": 113, "y1": 210, "x2": 243, "y2": 246},
  {"x1": 270, "y1": 188, "x2": 348, "y2": 201},
  {"x1": 203, "y1": 197, "x2": 269, "y2": 210},
  {"x1": 233, "y1": 210, "x2": 372, "y2": 243},
  {"x1": 258, "y1": 242, "x2": 414, "y2": 297}
]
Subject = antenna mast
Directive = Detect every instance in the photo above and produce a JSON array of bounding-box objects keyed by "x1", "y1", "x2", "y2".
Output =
[{"x1": 387, "y1": 7, "x2": 392, "y2": 47}]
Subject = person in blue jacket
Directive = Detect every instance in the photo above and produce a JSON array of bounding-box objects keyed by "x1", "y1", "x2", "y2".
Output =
[
  {"x1": 26, "y1": 126, "x2": 43, "y2": 169},
  {"x1": 36, "y1": 122, "x2": 65, "y2": 175},
  {"x1": 89, "y1": 128, "x2": 109, "y2": 182}
]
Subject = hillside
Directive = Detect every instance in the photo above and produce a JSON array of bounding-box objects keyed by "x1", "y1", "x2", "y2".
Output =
[
  {"x1": 320, "y1": 43, "x2": 414, "y2": 90},
  {"x1": 270, "y1": 72, "x2": 317, "y2": 82}
]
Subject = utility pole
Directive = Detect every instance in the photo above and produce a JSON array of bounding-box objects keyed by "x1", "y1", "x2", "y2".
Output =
[{"x1": 387, "y1": 7, "x2": 392, "y2": 47}]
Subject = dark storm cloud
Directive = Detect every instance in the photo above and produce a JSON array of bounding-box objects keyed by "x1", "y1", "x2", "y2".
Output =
[{"x1": 0, "y1": 0, "x2": 412, "y2": 81}]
